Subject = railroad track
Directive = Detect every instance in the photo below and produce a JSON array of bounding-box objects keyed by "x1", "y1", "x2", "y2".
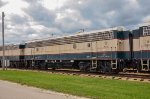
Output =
[
  {"x1": 45, "y1": 69, "x2": 150, "y2": 83},
  {"x1": 6, "y1": 68, "x2": 150, "y2": 83}
]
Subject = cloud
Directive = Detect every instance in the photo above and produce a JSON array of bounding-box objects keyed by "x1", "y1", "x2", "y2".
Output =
[
  {"x1": 1, "y1": 0, "x2": 150, "y2": 44},
  {"x1": 23, "y1": 2, "x2": 56, "y2": 27},
  {"x1": 9, "y1": 14, "x2": 29, "y2": 25},
  {"x1": 59, "y1": 0, "x2": 150, "y2": 28},
  {"x1": 55, "y1": 8, "x2": 91, "y2": 33},
  {"x1": 0, "y1": 0, "x2": 7, "y2": 8}
]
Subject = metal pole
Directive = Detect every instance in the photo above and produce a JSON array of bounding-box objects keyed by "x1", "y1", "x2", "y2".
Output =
[
  {"x1": 111, "y1": 47, "x2": 112, "y2": 59},
  {"x1": 147, "y1": 45, "x2": 148, "y2": 59},
  {"x1": 2, "y1": 12, "x2": 5, "y2": 70},
  {"x1": 115, "y1": 47, "x2": 117, "y2": 66},
  {"x1": 111, "y1": 47, "x2": 113, "y2": 68}
]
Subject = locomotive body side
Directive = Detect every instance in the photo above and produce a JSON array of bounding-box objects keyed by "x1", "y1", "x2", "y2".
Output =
[
  {"x1": 23, "y1": 28, "x2": 131, "y2": 73},
  {"x1": 0, "y1": 44, "x2": 25, "y2": 68}
]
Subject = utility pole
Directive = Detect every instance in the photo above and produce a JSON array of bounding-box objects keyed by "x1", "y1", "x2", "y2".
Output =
[{"x1": 2, "y1": 12, "x2": 5, "y2": 70}]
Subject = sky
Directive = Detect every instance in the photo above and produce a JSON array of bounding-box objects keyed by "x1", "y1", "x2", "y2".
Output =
[{"x1": 0, "y1": 0, "x2": 150, "y2": 44}]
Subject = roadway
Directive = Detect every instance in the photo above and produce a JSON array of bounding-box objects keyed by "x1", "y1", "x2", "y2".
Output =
[{"x1": 0, "y1": 80, "x2": 88, "y2": 99}]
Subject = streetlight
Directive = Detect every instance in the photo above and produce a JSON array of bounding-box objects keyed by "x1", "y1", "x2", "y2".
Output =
[{"x1": 2, "y1": 12, "x2": 5, "y2": 70}]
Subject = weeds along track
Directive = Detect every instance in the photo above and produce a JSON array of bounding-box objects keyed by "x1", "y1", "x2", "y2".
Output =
[{"x1": 7, "y1": 68, "x2": 150, "y2": 83}]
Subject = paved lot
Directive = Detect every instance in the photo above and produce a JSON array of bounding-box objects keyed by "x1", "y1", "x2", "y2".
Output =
[{"x1": 0, "y1": 80, "x2": 88, "y2": 99}]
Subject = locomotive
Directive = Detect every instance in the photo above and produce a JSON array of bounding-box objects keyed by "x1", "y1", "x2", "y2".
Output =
[
  {"x1": 132, "y1": 25, "x2": 150, "y2": 71},
  {"x1": 0, "y1": 24, "x2": 150, "y2": 73}
]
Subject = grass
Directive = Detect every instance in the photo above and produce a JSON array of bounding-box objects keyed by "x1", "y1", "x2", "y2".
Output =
[{"x1": 0, "y1": 70, "x2": 150, "y2": 99}]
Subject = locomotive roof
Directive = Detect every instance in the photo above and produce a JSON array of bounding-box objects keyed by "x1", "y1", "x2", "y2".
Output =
[
  {"x1": 26, "y1": 26, "x2": 125, "y2": 43},
  {"x1": 0, "y1": 44, "x2": 20, "y2": 50}
]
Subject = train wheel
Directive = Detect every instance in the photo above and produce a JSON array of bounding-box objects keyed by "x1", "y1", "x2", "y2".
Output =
[
  {"x1": 52, "y1": 68, "x2": 55, "y2": 70},
  {"x1": 112, "y1": 69, "x2": 119, "y2": 74},
  {"x1": 100, "y1": 61, "x2": 112, "y2": 74},
  {"x1": 101, "y1": 65, "x2": 112, "y2": 74}
]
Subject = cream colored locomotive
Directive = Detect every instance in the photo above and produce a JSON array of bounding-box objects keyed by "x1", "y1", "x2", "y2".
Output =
[{"x1": 0, "y1": 25, "x2": 149, "y2": 73}]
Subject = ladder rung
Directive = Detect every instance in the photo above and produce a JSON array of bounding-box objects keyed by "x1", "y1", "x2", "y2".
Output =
[{"x1": 143, "y1": 64, "x2": 149, "y2": 66}]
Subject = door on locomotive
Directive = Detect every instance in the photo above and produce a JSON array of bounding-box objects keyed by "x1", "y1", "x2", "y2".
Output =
[
  {"x1": 90, "y1": 41, "x2": 98, "y2": 71},
  {"x1": 139, "y1": 26, "x2": 150, "y2": 71}
]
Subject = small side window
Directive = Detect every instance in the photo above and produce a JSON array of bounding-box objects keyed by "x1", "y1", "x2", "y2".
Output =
[
  {"x1": 73, "y1": 44, "x2": 76, "y2": 49},
  {"x1": 104, "y1": 41, "x2": 108, "y2": 45},
  {"x1": 36, "y1": 48, "x2": 39, "y2": 51},
  {"x1": 87, "y1": 43, "x2": 91, "y2": 47}
]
